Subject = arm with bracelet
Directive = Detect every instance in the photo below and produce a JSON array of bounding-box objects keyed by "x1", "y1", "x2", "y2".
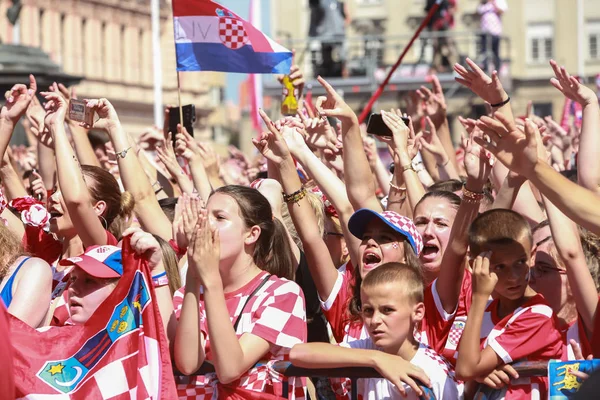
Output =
[
  {"x1": 85, "y1": 98, "x2": 173, "y2": 241},
  {"x1": 254, "y1": 110, "x2": 339, "y2": 304}
]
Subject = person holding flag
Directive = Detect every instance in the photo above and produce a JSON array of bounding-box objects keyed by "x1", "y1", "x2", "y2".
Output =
[{"x1": 8, "y1": 228, "x2": 177, "y2": 398}]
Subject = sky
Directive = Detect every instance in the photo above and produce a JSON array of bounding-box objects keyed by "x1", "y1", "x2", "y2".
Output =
[{"x1": 218, "y1": 0, "x2": 272, "y2": 103}]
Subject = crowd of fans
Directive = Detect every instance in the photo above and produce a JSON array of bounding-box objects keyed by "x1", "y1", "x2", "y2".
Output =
[{"x1": 1, "y1": 50, "x2": 600, "y2": 399}]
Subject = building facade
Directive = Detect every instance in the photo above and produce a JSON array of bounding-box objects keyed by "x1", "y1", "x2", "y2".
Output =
[
  {"x1": 268, "y1": 0, "x2": 600, "y2": 136},
  {"x1": 1, "y1": 0, "x2": 226, "y2": 140}
]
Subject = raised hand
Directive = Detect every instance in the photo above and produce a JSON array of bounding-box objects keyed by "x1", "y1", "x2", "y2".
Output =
[
  {"x1": 187, "y1": 209, "x2": 220, "y2": 284},
  {"x1": 454, "y1": 58, "x2": 507, "y2": 105},
  {"x1": 30, "y1": 169, "x2": 48, "y2": 204},
  {"x1": 278, "y1": 50, "x2": 305, "y2": 99},
  {"x1": 123, "y1": 227, "x2": 164, "y2": 274},
  {"x1": 26, "y1": 95, "x2": 46, "y2": 135},
  {"x1": 417, "y1": 75, "x2": 447, "y2": 127},
  {"x1": 297, "y1": 108, "x2": 341, "y2": 152},
  {"x1": 475, "y1": 112, "x2": 539, "y2": 177},
  {"x1": 172, "y1": 194, "x2": 202, "y2": 250},
  {"x1": 40, "y1": 92, "x2": 67, "y2": 129},
  {"x1": 419, "y1": 116, "x2": 448, "y2": 163},
  {"x1": 472, "y1": 252, "x2": 497, "y2": 298},
  {"x1": 315, "y1": 76, "x2": 357, "y2": 123},
  {"x1": 381, "y1": 109, "x2": 422, "y2": 162},
  {"x1": 174, "y1": 124, "x2": 200, "y2": 161},
  {"x1": 252, "y1": 110, "x2": 293, "y2": 165},
  {"x1": 550, "y1": 60, "x2": 598, "y2": 106},
  {"x1": 82, "y1": 98, "x2": 120, "y2": 131},
  {"x1": 2, "y1": 74, "x2": 37, "y2": 124},
  {"x1": 462, "y1": 129, "x2": 493, "y2": 186}
]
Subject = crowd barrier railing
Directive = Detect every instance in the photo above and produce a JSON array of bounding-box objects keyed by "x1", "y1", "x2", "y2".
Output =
[{"x1": 173, "y1": 360, "x2": 548, "y2": 400}]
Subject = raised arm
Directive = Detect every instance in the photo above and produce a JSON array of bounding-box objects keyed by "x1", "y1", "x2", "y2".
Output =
[
  {"x1": 548, "y1": 60, "x2": 600, "y2": 193},
  {"x1": 454, "y1": 58, "x2": 514, "y2": 123},
  {"x1": 42, "y1": 92, "x2": 107, "y2": 248},
  {"x1": 437, "y1": 133, "x2": 492, "y2": 313},
  {"x1": 280, "y1": 118, "x2": 361, "y2": 268},
  {"x1": 156, "y1": 132, "x2": 195, "y2": 196},
  {"x1": 254, "y1": 111, "x2": 339, "y2": 301},
  {"x1": 477, "y1": 111, "x2": 600, "y2": 236},
  {"x1": 316, "y1": 77, "x2": 382, "y2": 212},
  {"x1": 382, "y1": 111, "x2": 426, "y2": 213},
  {"x1": 418, "y1": 116, "x2": 459, "y2": 181},
  {"x1": 85, "y1": 99, "x2": 173, "y2": 241},
  {"x1": 543, "y1": 195, "x2": 598, "y2": 336},
  {"x1": 175, "y1": 125, "x2": 212, "y2": 203},
  {"x1": 0, "y1": 75, "x2": 37, "y2": 161}
]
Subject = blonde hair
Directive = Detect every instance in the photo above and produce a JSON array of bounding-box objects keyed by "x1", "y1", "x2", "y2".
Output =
[
  {"x1": 579, "y1": 227, "x2": 600, "y2": 291},
  {"x1": 280, "y1": 189, "x2": 325, "y2": 250},
  {"x1": 0, "y1": 223, "x2": 25, "y2": 279},
  {"x1": 152, "y1": 235, "x2": 182, "y2": 296}
]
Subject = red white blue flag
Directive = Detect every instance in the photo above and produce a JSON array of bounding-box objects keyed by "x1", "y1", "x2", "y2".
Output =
[
  {"x1": 172, "y1": 0, "x2": 292, "y2": 74},
  {"x1": 10, "y1": 238, "x2": 177, "y2": 399}
]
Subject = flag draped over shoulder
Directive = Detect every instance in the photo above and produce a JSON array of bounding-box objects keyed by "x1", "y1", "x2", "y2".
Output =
[
  {"x1": 10, "y1": 238, "x2": 177, "y2": 399},
  {"x1": 172, "y1": 0, "x2": 292, "y2": 74}
]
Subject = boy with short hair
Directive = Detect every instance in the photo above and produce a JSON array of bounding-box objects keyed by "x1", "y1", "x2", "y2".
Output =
[
  {"x1": 290, "y1": 262, "x2": 463, "y2": 400},
  {"x1": 456, "y1": 209, "x2": 564, "y2": 399}
]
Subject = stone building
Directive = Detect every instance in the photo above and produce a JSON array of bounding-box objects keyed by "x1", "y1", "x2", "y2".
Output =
[{"x1": 0, "y1": 0, "x2": 226, "y2": 140}]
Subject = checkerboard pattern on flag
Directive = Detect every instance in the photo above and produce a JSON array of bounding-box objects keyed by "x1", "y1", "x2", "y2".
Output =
[
  {"x1": 10, "y1": 238, "x2": 177, "y2": 399},
  {"x1": 172, "y1": 0, "x2": 292, "y2": 73}
]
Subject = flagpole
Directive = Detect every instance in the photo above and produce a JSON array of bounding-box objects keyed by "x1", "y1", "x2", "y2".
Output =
[{"x1": 151, "y1": 0, "x2": 163, "y2": 127}]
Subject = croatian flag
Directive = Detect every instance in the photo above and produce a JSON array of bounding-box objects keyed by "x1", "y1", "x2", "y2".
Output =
[
  {"x1": 10, "y1": 239, "x2": 177, "y2": 399},
  {"x1": 173, "y1": 0, "x2": 292, "y2": 74}
]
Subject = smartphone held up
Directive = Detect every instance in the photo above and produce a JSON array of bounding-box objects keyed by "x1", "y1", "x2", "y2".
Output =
[
  {"x1": 366, "y1": 113, "x2": 410, "y2": 137},
  {"x1": 69, "y1": 99, "x2": 94, "y2": 126}
]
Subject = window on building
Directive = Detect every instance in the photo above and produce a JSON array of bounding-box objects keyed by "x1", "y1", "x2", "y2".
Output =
[
  {"x1": 587, "y1": 21, "x2": 600, "y2": 60},
  {"x1": 60, "y1": 14, "x2": 66, "y2": 66},
  {"x1": 81, "y1": 18, "x2": 87, "y2": 75},
  {"x1": 139, "y1": 28, "x2": 145, "y2": 82},
  {"x1": 38, "y1": 9, "x2": 45, "y2": 49},
  {"x1": 121, "y1": 25, "x2": 126, "y2": 82},
  {"x1": 526, "y1": 23, "x2": 553, "y2": 64},
  {"x1": 101, "y1": 21, "x2": 107, "y2": 78}
]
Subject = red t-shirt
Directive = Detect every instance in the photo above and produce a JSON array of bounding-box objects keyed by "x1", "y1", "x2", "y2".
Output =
[
  {"x1": 417, "y1": 271, "x2": 472, "y2": 367},
  {"x1": 478, "y1": 294, "x2": 563, "y2": 400}
]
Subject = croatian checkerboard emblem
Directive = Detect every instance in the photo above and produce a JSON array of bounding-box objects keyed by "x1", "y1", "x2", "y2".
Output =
[{"x1": 216, "y1": 8, "x2": 248, "y2": 50}]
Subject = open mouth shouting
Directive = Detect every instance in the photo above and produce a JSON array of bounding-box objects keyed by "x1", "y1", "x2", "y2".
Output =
[
  {"x1": 362, "y1": 250, "x2": 382, "y2": 272},
  {"x1": 420, "y1": 242, "x2": 440, "y2": 263}
]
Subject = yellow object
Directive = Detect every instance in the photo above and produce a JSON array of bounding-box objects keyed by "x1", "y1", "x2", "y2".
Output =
[{"x1": 281, "y1": 75, "x2": 298, "y2": 116}]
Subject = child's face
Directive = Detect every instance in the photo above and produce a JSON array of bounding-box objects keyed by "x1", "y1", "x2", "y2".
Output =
[
  {"x1": 360, "y1": 283, "x2": 424, "y2": 353},
  {"x1": 485, "y1": 236, "x2": 533, "y2": 301},
  {"x1": 359, "y1": 219, "x2": 407, "y2": 279}
]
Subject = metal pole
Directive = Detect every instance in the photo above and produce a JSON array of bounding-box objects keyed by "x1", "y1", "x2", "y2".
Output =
[
  {"x1": 151, "y1": 0, "x2": 164, "y2": 127},
  {"x1": 577, "y1": 0, "x2": 584, "y2": 79}
]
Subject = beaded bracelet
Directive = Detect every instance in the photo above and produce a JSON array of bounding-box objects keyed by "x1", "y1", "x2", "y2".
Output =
[
  {"x1": 462, "y1": 185, "x2": 484, "y2": 202},
  {"x1": 389, "y1": 181, "x2": 407, "y2": 191},
  {"x1": 283, "y1": 187, "x2": 307, "y2": 204}
]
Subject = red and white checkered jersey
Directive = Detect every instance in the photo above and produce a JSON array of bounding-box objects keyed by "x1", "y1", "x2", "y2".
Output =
[
  {"x1": 173, "y1": 272, "x2": 307, "y2": 399},
  {"x1": 477, "y1": 0, "x2": 507, "y2": 36},
  {"x1": 416, "y1": 272, "x2": 472, "y2": 367},
  {"x1": 478, "y1": 294, "x2": 563, "y2": 400},
  {"x1": 339, "y1": 341, "x2": 463, "y2": 400},
  {"x1": 319, "y1": 262, "x2": 356, "y2": 343},
  {"x1": 562, "y1": 316, "x2": 591, "y2": 361}
]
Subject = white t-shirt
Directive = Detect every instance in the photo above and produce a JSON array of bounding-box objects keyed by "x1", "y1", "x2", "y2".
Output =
[{"x1": 341, "y1": 339, "x2": 463, "y2": 400}]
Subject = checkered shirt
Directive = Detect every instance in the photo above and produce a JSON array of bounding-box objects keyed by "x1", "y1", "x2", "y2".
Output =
[
  {"x1": 173, "y1": 272, "x2": 307, "y2": 399},
  {"x1": 477, "y1": 0, "x2": 507, "y2": 36},
  {"x1": 218, "y1": 17, "x2": 249, "y2": 50}
]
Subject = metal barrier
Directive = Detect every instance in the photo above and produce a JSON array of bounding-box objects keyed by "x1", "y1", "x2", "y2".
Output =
[{"x1": 174, "y1": 360, "x2": 548, "y2": 400}]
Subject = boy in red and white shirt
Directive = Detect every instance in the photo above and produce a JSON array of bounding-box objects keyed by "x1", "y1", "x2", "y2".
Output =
[
  {"x1": 291, "y1": 263, "x2": 463, "y2": 400},
  {"x1": 456, "y1": 209, "x2": 563, "y2": 399}
]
